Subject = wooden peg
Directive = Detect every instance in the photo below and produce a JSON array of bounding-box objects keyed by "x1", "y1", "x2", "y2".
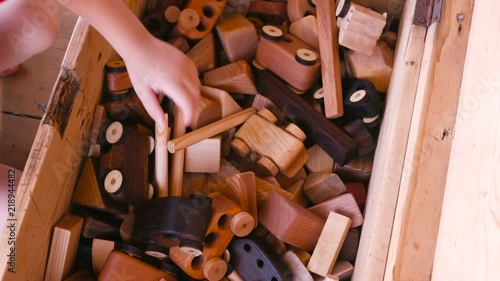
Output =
[
  {"x1": 287, "y1": 0, "x2": 316, "y2": 23},
  {"x1": 259, "y1": 192, "x2": 325, "y2": 251},
  {"x1": 345, "y1": 41, "x2": 394, "y2": 92},
  {"x1": 226, "y1": 263, "x2": 244, "y2": 281},
  {"x1": 154, "y1": 114, "x2": 170, "y2": 198},
  {"x1": 247, "y1": 0, "x2": 288, "y2": 26},
  {"x1": 342, "y1": 119, "x2": 376, "y2": 156},
  {"x1": 191, "y1": 96, "x2": 222, "y2": 130},
  {"x1": 308, "y1": 193, "x2": 363, "y2": 228},
  {"x1": 256, "y1": 26, "x2": 321, "y2": 92},
  {"x1": 170, "y1": 0, "x2": 227, "y2": 40},
  {"x1": 336, "y1": 0, "x2": 387, "y2": 56},
  {"x1": 339, "y1": 227, "x2": 360, "y2": 262},
  {"x1": 305, "y1": 144, "x2": 334, "y2": 173},
  {"x1": 256, "y1": 69, "x2": 357, "y2": 165},
  {"x1": 281, "y1": 251, "x2": 314, "y2": 281},
  {"x1": 303, "y1": 172, "x2": 347, "y2": 204},
  {"x1": 330, "y1": 260, "x2": 354, "y2": 280},
  {"x1": 315, "y1": 0, "x2": 343, "y2": 118},
  {"x1": 216, "y1": 14, "x2": 259, "y2": 63},
  {"x1": 334, "y1": 152, "x2": 373, "y2": 182},
  {"x1": 204, "y1": 257, "x2": 228, "y2": 281},
  {"x1": 170, "y1": 106, "x2": 186, "y2": 197},
  {"x1": 167, "y1": 107, "x2": 256, "y2": 153},
  {"x1": 203, "y1": 60, "x2": 259, "y2": 95},
  {"x1": 307, "y1": 212, "x2": 351, "y2": 277},
  {"x1": 72, "y1": 158, "x2": 127, "y2": 215},
  {"x1": 289, "y1": 15, "x2": 319, "y2": 51},
  {"x1": 105, "y1": 60, "x2": 133, "y2": 94},
  {"x1": 185, "y1": 135, "x2": 222, "y2": 173},
  {"x1": 168, "y1": 36, "x2": 190, "y2": 53},
  {"x1": 63, "y1": 270, "x2": 96, "y2": 281},
  {"x1": 92, "y1": 239, "x2": 116, "y2": 276},
  {"x1": 186, "y1": 33, "x2": 216, "y2": 73},
  {"x1": 90, "y1": 105, "x2": 109, "y2": 145},
  {"x1": 224, "y1": 172, "x2": 258, "y2": 228},
  {"x1": 44, "y1": 214, "x2": 84, "y2": 281}
]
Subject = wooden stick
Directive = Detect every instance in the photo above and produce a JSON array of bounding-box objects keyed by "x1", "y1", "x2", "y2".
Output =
[
  {"x1": 316, "y1": 0, "x2": 343, "y2": 118},
  {"x1": 154, "y1": 114, "x2": 170, "y2": 198},
  {"x1": 170, "y1": 107, "x2": 186, "y2": 196},
  {"x1": 168, "y1": 107, "x2": 257, "y2": 153}
]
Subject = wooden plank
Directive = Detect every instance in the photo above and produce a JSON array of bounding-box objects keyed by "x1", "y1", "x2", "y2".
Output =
[
  {"x1": 385, "y1": 0, "x2": 475, "y2": 279},
  {"x1": 432, "y1": 0, "x2": 500, "y2": 279},
  {"x1": 352, "y1": 0, "x2": 427, "y2": 279},
  {"x1": 0, "y1": 1, "x2": 148, "y2": 279},
  {"x1": 0, "y1": 114, "x2": 40, "y2": 170}
]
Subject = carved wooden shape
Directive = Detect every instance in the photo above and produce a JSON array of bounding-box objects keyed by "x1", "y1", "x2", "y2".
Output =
[
  {"x1": 307, "y1": 212, "x2": 351, "y2": 277},
  {"x1": 99, "y1": 122, "x2": 150, "y2": 205},
  {"x1": 105, "y1": 60, "x2": 133, "y2": 94},
  {"x1": 170, "y1": 0, "x2": 227, "y2": 40},
  {"x1": 275, "y1": 167, "x2": 307, "y2": 189},
  {"x1": 334, "y1": 152, "x2": 373, "y2": 182},
  {"x1": 169, "y1": 193, "x2": 254, "y2": 280},
  {"x1": 191, "y1": 96, "x2": 222, "y2": 130},
  {"x1": 336, "y1": 0, "x2": 387, "y2": 56},
  {"x1": 308, "y1": 192, "x2": 363, "y2": 228},
  {"x1": 170, "y1": 106, "x2": 186, "y2": 197},
  {"x1": 256, "y1": 26, "x2": 321, "y2": 92},
  {"x1": 305, "y1": 144, "x2": 334, "y2": 173},
  {"x1": 44, "y1": 214, "x2": 84, "y2": 281},
  {"x1": 254, "y1": 176, "x2": 296, "y2": 207},
  {"x1": 182, "y1": 173, "x2": 208, "y2": 196},
  {"x1": 72, "y1": 158, "x2": 127, "y2": 215},
  {"x1": 186, "y1": 33, "x2": 216, "y2": 73},
  {"x1": 92, "y1": 239, "x2": 116, "y2": 276},
  {"x1": 282, "y1": 251, "x2": 313, "y2": 281},
  {"x1": 344, "y1": 182, "x2": 366, "y2": 207},
  {"x1": 120, "y1": 211, "x2": 135, "y2": 242},
  {"x1": 303, "y1": 172, "x2": 347, "y2": 204},
  {"x1": 232, "y1": 108, "x2": 309, "y2": 177},
  {"x1": 185, "y1": 135, "x2": 221, "y2": 173},
  {"x1": 203, "y1": 60, "x2": 259, "y2": 95},
  {"x1": 224, "y1": 172, "x2": 258, "y2": 228},
  {"x1": 287, "y1": 0, "x2": 316, "y2": 23},
  {"x1": 345, "y1": 41, "x2": 394, "y2": 93},
  {"x1": 256, "y1": 69, "x2": 357, "y2": 165},
  {"x1": 342, "y1": 79, "x2": 383, "y2": 119},
  {"x1": 216, "y1": 14, "x2": 259, "y2": 62},
  {"x1": 247, "y1": 0, "x2": 288, "y2": 26},
  {"x1": 342, "y1": 118, "x2": 376, "y2": 156},
  {"x1": 228, "y1": 235, "x2": 290, "y2": 281},
  {"x1": 90, "y1": 105, "x2": 109, "y2": 145},
  {"x1": 330, "y1": 260, "x2": 354, "y2": 280},
  {"x1": 82, "y1": 211, "x2": 122, "y2": 240},
  {"x1": 339, "y1": 227, "x2": 360, "y2": 263},
  {"x1": 155, "y1": 114, "x2": 170, "y2": 198},
  {"x1": 289, "y1": 15, "x2": 319, "y2": 51},
  {"x1": 133, "y1": 194, "x2": 212, "y2": 250},
  {"x1": 259, "y1": 191, "x2": 324, "y2": 251},
  {"x1": 285, "y1": 179, "x2": 309, "y2": 207}
]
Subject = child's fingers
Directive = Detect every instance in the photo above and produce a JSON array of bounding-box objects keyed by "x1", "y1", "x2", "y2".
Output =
[
  {"x1": 162, "y1": 82, "x2": 199, "y2": 127},
  {"x1": 136, "y1": 87, "x2": 166, "y2": 128}
]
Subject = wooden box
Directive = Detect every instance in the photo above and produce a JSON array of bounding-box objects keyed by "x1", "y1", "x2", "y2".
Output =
[{"x1": 1, "y1": 0, "x2": 497, "y2": 280}]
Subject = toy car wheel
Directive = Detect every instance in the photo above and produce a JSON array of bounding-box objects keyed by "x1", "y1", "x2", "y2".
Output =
[
  {"x1": 104, "y1": 170, "x2": 123, "y2": 194},
  {"x1": 257, "y1": 156, "x2": 280, "y2": 176},
  {"x1": 363, "y1": 114, "x2": 382, "y2": 128},
  {"x1": 252, "y1": 59, "x2": 265, "y2": 70},
  {"x1": 336, "y1": 0, "x2": 351, "y2": 17},
  {"x1": 230, "y1": 212, "x2": 255, "y2": 237},
  {"x1": 285, "y1": 123, "x2": 307, "y2": 142},
  {"x1": 106, "y1": 121, "x2": 124, "y2": 144},
  {"x1": 348, "y1": 89, "x2": 370, "y2": 106},
  {"x1": 262, "y1": 25, "x2": 283, "y2": 41},
  {"x1": 295, "y1": 48, "x2": 317, "y2": 66},
  {"x1": 120, "y1": 243, "x2": 145, "y2": 259},
  {"x1": 313, "y1": 88, "x2": 325, "y2": 101},
  {"x1": 257, "y1": 108, "x2": 278, "y2": 124},
  {"x1": 145, "y1": 244, "x2": 169, "y2": 259},
  {"x1": 179, "y1": 240, "x2": 204, "y2": 256},
  {"x1": 231, "y1": 138, "x2": 251, "y2": 158}
]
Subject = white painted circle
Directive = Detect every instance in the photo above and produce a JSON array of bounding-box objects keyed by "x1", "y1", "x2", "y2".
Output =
[
  {"x1": 148, "y1": 183, "x2": 154, "y2": 199},
  {"x1": 296, "y1": 48, "x2": 317, "y2": 63},
  {"x1": 145, "y1": 250, "x2": 168, "y2": 259},
  {"x1": 336, "y1": 0, "x2": 347, "y2": 16},
  {"x1": 148, "y1": 136, "x2": 155, "y2": 154},
  {"x1": 104, "y1": 170, "x2": 123, "y2": 193},
  {"x1": 350, "y1": 89, "x2": 367, "y2": 103},
  {"x1": 313, "y1": 88, "x2": 325, "y2": 100},
  {"x1": 262, "y1": 25, "x2": 283, "y2": 39},
  {"x1": 363, "y1": 114, "x2": 379, "y2": 124},
  {"x1": 180, "y1": 246, "x2": 203, "y2": 256},
  {"x1": 106, "y1": 122, "x2": 123, "y2": 144}
]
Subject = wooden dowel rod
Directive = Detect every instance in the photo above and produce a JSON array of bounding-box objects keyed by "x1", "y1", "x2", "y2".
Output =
[
  {"x1": 170, "y1": 106, "x2": 186, "y2": 196},
  {"x1": 167, "y1": 107, "x2": 257, "y2": 153},
  {"x1": 154, "y1": 114, "x2": 170, "y2": 197}
]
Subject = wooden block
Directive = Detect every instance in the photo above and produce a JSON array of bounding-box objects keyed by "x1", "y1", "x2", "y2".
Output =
[
  {"x1": 254, "y1": 176, "x2": 296, "y2": 207},
  {"x1": 344, "y1": 182, "x2": 366, "y2": 207},
  {"x1": 232, "y1": 108, "x2": 309, "y2": 177},
  {"x1": 154, "y1": 114, "x2": 170, "y2": 198},
  {"x1": 44, "y1": 214, "x2": 84, "y2": 281},
  {"x1": 168, "y1": 36, "x2": 190, "y2": 53},
  {"x1": 216, "y1": 14, "x2": 259, "y2": 62},
  {"x1": 63, "y1": 270, "x2": 96, "y2": 281},
  {"x1": 72, "y1": 158, "x2": 127, "y2": 215},
  {"x1": 339, "y1": 227, "x2": 360, "y2": 263},
  {"x1": 168, "y1": 107, "x2": 257, "y2": 153},
  {"x1": 287, "y1": 245, "x2": 311, "y2": 266},
  {"x1": 170, "y1": 106, "x2": 186, "y2": 197},
  {"x1": 285, "y1": 179, "x2": 309, "y2": 207},
  {"x1": 228, "y1": 235, "x2": 290, "y2": 281},
  {"x1": 275, "y1": 167, "x2": 307, "y2": 190},
  {"x1": 307, "y1": 212, "x2": 351, "y2": 277},
  {"x1": 287, "y1": 0, "x2": 315, "y2": 22},
  {"x1": 89, "y1": 105, "x2": 109, "y2": 145},
  {"x1": 334, "y1": 152, "x2": 373, "y2": 183},
  {"x1": 88, "y1": 144, "x2": 101, "y2": 158},
  {"x1": 259, "y1": 192, "x2": 325, "y2": 251},
  {"x1": 256, "y1": 69, "x2": 357, "y2": 165},
  {"x1": 182, "y1": 173, "x2": 208, "y2": 196},
  {"x1": 336, "y1": 1, "x2": 387, "y2": 56},
  {"x1": 170, "y1": 0, "x2": 227, "y2": 40},
  {"x1": 342, "y1": 119, "x2": 376, "y2": 156},
  {"x1": 224, "y1": 172, "x2": 258, "y2": 228},
  {"x1": 256, "y1": 26, "x2": 321, "y2": 92},
  {"x1": 82, "y1": 212, "x2": 122, "y2": 240},
  {"x1": 305, "y1": 145, "x2": 334, "y2": 173},
  {"x1": 185, "y1": 135, "x2": 222, "y2": 173},
  {"x1": 281, "y1": 251, "x2": 314, "y2": 281},
  {"x1": 169, "y1": 193, "x2": 254, "y2": 280},
  {"x1": 105, "y1": 60, "x2": 133, "y2": 94},
  {"x1": 289, "y1": 15, "x2": 319, "y2": 51},
  {"x1": 316, "y1": 0, "x2": 343, "y2": 118},
  {"x1": 201, "y1": 86, "x2": 242, "y2": 118},
  {"x1": 308, "y1": 193, "x2": 363, "y2": 228},
  {"x1": 251, "y1": 93, "x2": 287, "y2": 126},
  {"x1": 345, "y1": 41, "x2": 394, "y2": 93},
  {"x1": 380, "y1": 30, "x2": 397, "y2": 49},
  {"x1": 191, "y1": 96, "x2": 223, "y2": 130},
  {"x1": 119, "y1": 211, "x2": 135, "y2": 242},
  {"x1": 265, "y1": 232, "x2": 288, "y2": 255},
  {"x1": 186, "y1": 33, "x2": 216, "y2": 73},
  {"x1": 330, "y1": 260, "x2": 353, "y2": 280},
  {"x1": 208, "y1": 158, "x2": 241, "y2": 183},
  {"x1": 247, "y1": 0, "x2": 288, "y2": 26},
  {"x1": 303, "y1": 173, "x2": 346, "y2": 204},
  {"x1": 203, "y1": 60, "x2": 259, "y2": 95},
  {"x1": 92, "y1": 239, "x2": 116, "y2": 276}
]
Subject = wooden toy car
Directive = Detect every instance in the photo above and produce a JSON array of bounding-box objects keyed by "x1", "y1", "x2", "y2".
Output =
[{"x1": 255, "y1": 25, "x2": 321, "y2": 92}]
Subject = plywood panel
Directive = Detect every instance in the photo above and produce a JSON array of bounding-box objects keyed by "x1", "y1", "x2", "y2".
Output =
[{"x1": 0, "y1": 114, "x2": 41, "y2": 170}]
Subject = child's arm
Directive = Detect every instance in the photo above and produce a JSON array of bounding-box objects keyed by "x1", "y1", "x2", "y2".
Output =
[{"x1": 57, "y1": 0, "x2": 200, "y2": 127}]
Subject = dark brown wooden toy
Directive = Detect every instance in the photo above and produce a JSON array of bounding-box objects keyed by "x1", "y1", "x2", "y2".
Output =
[
  {"x1": 342, "y1": 118, "x2": 376, "y2": 156},
  {"x1": 338, "y1": 227, "x2": 361, "y2": 263},
  {"x1": 99, "y1": 122, "x2": 150, "y2": 205},
  {"x1": 133, "y1": 194, "x2": 212, "y2": 254},
  {"x1": 82, "y1": 211, "x2": 122, "y2": 240},
  {"x1": 345, "y1": 182, "x2": 367, "y2": 207},
  {"x1": 255, "y1": 25, "x2": 321, "y2": 92},
  {"x1": 170, "y1": 0, "x2": 227, "y2": 40},
  {"x1": 342, "y1": 79, "x2": 383, "y2": 119},
  {"x1": 334, "y1": 152, "x2": 373, "y2": 182},
  {"x1": 247, "y1": 0, "x2": 288, "y2": 26},
  {"x1": 228, "y1": 234, "x2": 291, "y2": 281},
  {"x1": 256, "y1": 69, "x2": 357, "y2": 165}
]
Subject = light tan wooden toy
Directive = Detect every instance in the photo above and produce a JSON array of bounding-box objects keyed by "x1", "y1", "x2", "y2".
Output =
[{"x1": 216, "y1": 14, "x2": 259, "y2": 62}]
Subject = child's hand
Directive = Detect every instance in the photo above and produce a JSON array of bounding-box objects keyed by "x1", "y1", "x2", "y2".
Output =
[{"x1": 123, "y1": 37, "x2": 200, "y2": 128}]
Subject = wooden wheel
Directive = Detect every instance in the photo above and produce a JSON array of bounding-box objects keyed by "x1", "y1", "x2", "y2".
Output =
[
  {"x1": 257, "y1": 108, "x2": 278, "y2": 124},
  {"x1": 348, "y1": 89, "x2": 369, "y2": 105},
  {"x1": 295, "y1": 48, "x2": 318, "y2": 66},
  {"x1": 144, "y1": 244, "x2": 169, "y2": 259},
  {"x1": 179, "y1": 8, "x2": 200, "y2": 31},
  {"x1": 262, "y1": 25, "x2": 283, "y2": 41},
  {"x1": 104, "y1": 170, "x2": 123, "y2": 194},
  {"x1": 164, "y1": 6, "x2": 181, "y2": 23},
  {"x1": 335, "y1": 0, "x2": 351, "y2": 17},
  {"x1": 285, "y1": 123, "x2": 307, "y2": 142},
  {"x1": 231, "y1": 138, "x2": 251, "y2": 157},
  {"x1": 203, "y1": 257, "x2": 227, "y2": 281},
  {"x1": 179, "y1": 239, "x2": 204, "y2": 256},
  {"x1": 105, "y1": 121, "x2": 124, "y2": 144},
  {"x1": 257, "y1": 156, "x2": 280, "y2": 176},
  {"x1": 230, "y1": 212, "x2": 255, "y2": 237}
]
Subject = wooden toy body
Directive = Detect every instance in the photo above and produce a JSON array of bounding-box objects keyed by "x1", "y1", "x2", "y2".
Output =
[
  {"x1": 232, "y1": 110, "x2": 309, "y2": 177},
  {"x1": 169, "y1": 193, "x2": 254, "y2": 280},
  {"x1": 171, "y1": 0, "x2": 227, "y2": 40},
  {"x1": 216, "y1": 15, "x2": 259, "y2": 63},
  {"x1": 99, "y1": 124, "x2": 150, "y2": 205},
  {"x1": 133, "y1": 195, "x2": 212, "y2": 249},
  {"x1": 256, "y1": 27, "x2": 321, "y2": 91},
  {"x1": 228, "y1": 235, "x2": 291, "y2": 281}
]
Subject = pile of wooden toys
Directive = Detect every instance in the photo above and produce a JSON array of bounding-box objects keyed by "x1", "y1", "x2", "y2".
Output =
[{"x1": 44, "y1": 0, "x2": 398, "y2": 280}]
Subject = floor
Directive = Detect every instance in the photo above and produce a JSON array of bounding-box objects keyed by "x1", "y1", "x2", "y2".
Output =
[{"x1": 0, "y1": 6, "x2": 78, "y2": 170}]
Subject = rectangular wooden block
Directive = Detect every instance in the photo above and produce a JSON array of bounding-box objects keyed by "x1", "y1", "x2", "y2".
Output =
[
  {"x1": 308, "y1": 193, "x2": 364, "y2": 228},
  {"x1": 185, "y1": 135, "x2": 221, "y2": 173},
  {"x1": 307, "y1": 212, "x2": 352, "y2": 277}
]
